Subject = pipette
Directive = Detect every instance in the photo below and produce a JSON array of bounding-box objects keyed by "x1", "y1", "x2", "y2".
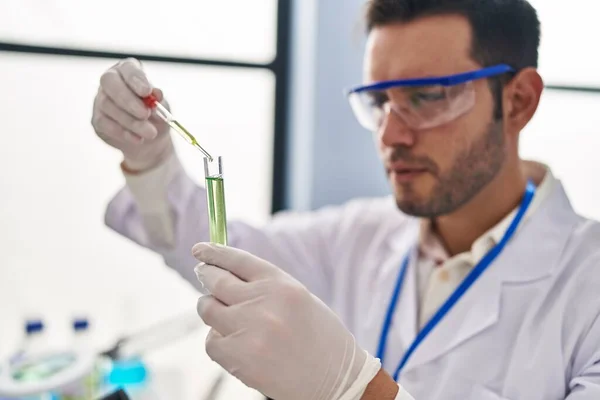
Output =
[{"x1": 142, "y1": 94, "x2": 213, "y2": 161}]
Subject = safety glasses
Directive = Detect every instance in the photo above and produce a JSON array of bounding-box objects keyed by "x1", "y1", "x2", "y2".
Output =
[{"x1": 346, "y1": 64, "x2": 515, "y2": 131}]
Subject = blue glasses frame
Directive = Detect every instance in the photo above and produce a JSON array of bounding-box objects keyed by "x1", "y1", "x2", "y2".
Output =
[{"x1": 346, "y1": 64, "x2": 515, "y2": 95}]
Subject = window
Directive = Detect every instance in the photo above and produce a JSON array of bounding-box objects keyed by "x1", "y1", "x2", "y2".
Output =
[
  {"x1": 0, "y1": 0, "x2": 278, "y2": 63},
  {"x1": 529, "y1": 0, "x2": 600, "y2": 87},
  {"x1": 521, "y1": 90, "x2": 600, "y2": 221},
  {"x1": 519, "y1": 1, "x2": 600, "y2": 221},
  {"x1": 0, "y1": 3, "x2": 289, "y2": 398}
]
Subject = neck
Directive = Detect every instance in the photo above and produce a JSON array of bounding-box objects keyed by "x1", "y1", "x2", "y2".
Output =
[{"x1": 433, "y1": 160, "x2": 528, "y2": 256}]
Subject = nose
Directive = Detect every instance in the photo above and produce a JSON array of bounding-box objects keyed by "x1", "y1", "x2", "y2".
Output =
[{"x1": 377, "y1": 106, "x2": 416, "y2": 148}]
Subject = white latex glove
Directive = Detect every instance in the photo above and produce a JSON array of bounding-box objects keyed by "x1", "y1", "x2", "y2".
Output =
[
  {"x1": 91, "y1": 57, "x2": 173, "y2": 172},
  {"x1": 192, "y1": 243, "x2": 382, "y2": 400}
]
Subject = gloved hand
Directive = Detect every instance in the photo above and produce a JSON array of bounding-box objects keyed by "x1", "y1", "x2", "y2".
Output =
[
  {"x1": 192, "y1": 243, "x2": 382, "y2": 400},
  {"x1": 92, "y1": 58, "x2": 173, "y2": 172}
]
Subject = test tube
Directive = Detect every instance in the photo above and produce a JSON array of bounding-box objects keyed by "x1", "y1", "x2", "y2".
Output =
[{"x1": 204, "y1": 156, "x2": 228, "y2": 245}]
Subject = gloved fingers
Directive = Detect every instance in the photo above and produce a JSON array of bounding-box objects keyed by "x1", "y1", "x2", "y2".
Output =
[
  {"x1": 192, "y1": 243, "x2": 275, "y2": 282},
  {"x1": 197, "y1": 295, "x2": 244, "y2": 337},
  {"x1": 92, "y1": 107, "x2": 143, "y2": 145},
  {"x1": 100, "y1": 66, "x2": 151, "y2": 121},
  {"x1": 115, "y1": 59, "x2": 172, "y2": 135},
  {"x1": 116, "y1": 58, "x2": 153, "y2": 97},
  {"x1": 205, "y1": 327, "x2": 224, "y2": 348},
  {"x1": 195, "y1": 263, "x2": 249, "y2": 306},
  {"x1": 96, "y1": 89, "x2": 158, "y2": 140},
  {"x1": 204, "y1": 328, "x2": 243, "y2": 378},
  {"x1": 152, "y1": 87, "x2": 164, "y2": 102},
  {"x1": 206, "y1": 328, "x2": 270, "y2": 392}
]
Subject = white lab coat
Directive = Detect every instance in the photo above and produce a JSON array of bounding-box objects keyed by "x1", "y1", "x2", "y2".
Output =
[{"x1": 105, "y1": 159, "x2": 600, "y2": 400}]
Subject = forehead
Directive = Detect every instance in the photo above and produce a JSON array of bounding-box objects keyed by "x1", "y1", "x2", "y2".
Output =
[{"x1": 364, "y1": 14, "x2": 481, "y2": 82}]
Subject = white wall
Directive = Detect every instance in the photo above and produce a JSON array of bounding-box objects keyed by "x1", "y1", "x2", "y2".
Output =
[
  {"x1": 286, "y1": 0, "x2": 600, "y2": 223},
  {"x1": 286, "y1": 0, "x2": 390, "y2": 211}
]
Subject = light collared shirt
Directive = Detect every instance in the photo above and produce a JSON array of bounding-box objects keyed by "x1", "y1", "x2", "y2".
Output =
[{"x1": 416, "y1": 162, "x2": 557, "y2": 327}]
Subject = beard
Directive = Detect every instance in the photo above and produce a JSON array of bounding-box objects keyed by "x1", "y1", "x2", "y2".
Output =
[{"x1": 393, "y1": 121, "x2": 505, "y2": 217}]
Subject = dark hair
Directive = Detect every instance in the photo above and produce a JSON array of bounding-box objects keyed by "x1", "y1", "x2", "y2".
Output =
[{"x1": 365, "y1": 0, "x2": 541, "y2": 119}]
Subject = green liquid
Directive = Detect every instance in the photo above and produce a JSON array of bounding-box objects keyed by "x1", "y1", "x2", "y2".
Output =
[
  {"x1": 173, "y1": 120, "x2": 198, "y2": 146},
  {"x1": 173, "y1": 120, "x2": 213, "y2": 161},
  {"x1": 206, "y1": 175, "x2": 228, "y2": 245}
]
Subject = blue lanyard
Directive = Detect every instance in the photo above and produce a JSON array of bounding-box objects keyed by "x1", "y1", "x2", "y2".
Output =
[{"x1": 377, "y1": 180, "x2": 536, "y2": 381}]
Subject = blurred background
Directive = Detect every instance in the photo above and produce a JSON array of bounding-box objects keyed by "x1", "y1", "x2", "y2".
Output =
[{"x1": 0, "y1": 0, "x2": 598, "y2": 399}]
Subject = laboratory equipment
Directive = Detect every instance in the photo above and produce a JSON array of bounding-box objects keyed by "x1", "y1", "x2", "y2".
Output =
[
  {"x1": 346, "y1": 64, "x2": 514, "y2": 131},
  {"x1": 101, "y1": 311, "x2": 202, "y2": 362},
  {"x1": 71, "y1": 318, "x2": 91, "y2": 356},
  {"x1": 106, "y1": 359, "x2": 147, "y2": 387},
  {"x1": 201, "y1": 156, "x2": 231, "y2": 399},
  {"x1": 0, "y1": 319, "x2": 94, "y2": 400},
  {"x1": 0, "y1": 350, "x2": 96, "y2": 399},
  {"x1": 11, "y1": 320, "x2": 46, "y2": 365},
  {"x1": 0, "y1": 312, "x2": 202, "y2": 399},
  {"x1": 204, "y1": 156, "x2": 228, "y2": 245},
  {"x1": 100, "y1": 388, "x2": 130, "y2": 400},
  {"x1": 142, "y1": 94, "x2": 213, "y2": 161},
  {"x1": 99, "y1": 311, "x2": 203, "y2": 400},
  {"x1": 58, "y1": 318, "x2": 99, "y2": 400}
]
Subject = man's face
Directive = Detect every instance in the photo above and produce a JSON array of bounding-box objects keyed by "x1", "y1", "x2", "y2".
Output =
[{"x1": 365, "y1": 15, "x2": 506, "y2": 217}]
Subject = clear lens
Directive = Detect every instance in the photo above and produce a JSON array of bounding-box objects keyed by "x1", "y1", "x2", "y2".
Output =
[{"x1": 348, "y1": 81, "x2": 476, "y2": 131}]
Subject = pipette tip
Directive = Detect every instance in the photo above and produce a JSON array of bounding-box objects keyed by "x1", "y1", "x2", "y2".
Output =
[{"x1": 196, "y1": 145, "x2": 213, "y2": 162}]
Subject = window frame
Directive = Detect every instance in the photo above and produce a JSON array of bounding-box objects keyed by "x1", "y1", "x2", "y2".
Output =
[{"x1": 0, "y1": 0, "x2": 292, "y2": 214}]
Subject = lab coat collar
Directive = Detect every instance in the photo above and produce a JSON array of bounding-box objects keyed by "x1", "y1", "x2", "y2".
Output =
[
  {"x1": 416, "y1": 162, "x2": 557, "y2": 268},
  {"x1": 385, "y1": 180, "x2": 580, "y2": 373},
  {"x1": 481, "y1": 163, "x2": 557, "y2": 250}
]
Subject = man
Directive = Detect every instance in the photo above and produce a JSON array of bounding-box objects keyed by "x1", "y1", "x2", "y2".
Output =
[{"x1": 92, "y1": 0, "x2": 600, "y2": 399}]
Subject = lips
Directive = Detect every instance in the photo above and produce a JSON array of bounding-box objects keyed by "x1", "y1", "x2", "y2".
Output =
[
  {"x1": 388, "y1": 163, "x2": 428, "y2": 183},
  {"x1": 387, "y1": 162, "x2": 428, "y2": 174},
  {"x1": 392, "y1": 167, "x2": 428, "y2": 174}
]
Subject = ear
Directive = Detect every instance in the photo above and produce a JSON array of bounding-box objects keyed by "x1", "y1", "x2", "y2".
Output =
[{"x1": 503, "y1": 68, "x2": 544, "y2": 133}]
